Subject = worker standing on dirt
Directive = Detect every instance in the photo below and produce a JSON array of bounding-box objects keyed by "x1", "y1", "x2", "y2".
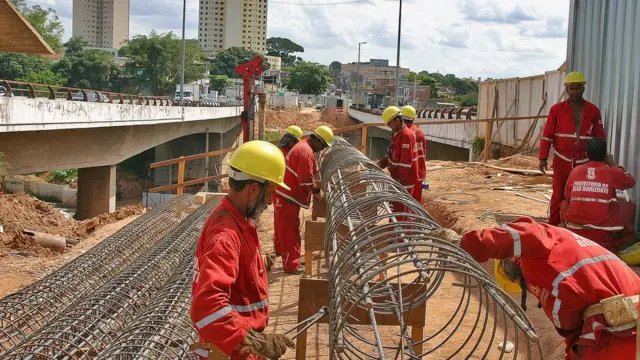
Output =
[
  {"x1": 561, "y1": 137, "x2": 636, "y2": 251},
  {"x1": 401, "y1": 105, "x2": 427, "y2": 204},
  {"x1": 272, "y1": 125, "x2": 303, "y2": 256},
  {"x1": 274, "y1": 125, "x2": 334, "y2": 275},
  {"x1": 378, "y1": 106, "x2": 419, "y2": 218},
  {"x1": 539, "y1": 72, "x2": 605, "y2": 225},
  {"x1": 190, "y1": 140, "x2": 295, "y2": 360},
  {"x1": 461, "y1": 217, "x2": 639, "y2": 360}
]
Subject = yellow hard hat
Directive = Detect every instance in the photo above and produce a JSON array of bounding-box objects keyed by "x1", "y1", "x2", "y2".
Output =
[
  {"x1": 285, "y1": 125, "x2": 303, "y2": 140},
  {"x1": 313, "y1": 125, "x2": 334, "y2": 147},
  {"x1": 401, "y1": 105, "x2": 417, "y2": 120},
  {"x1": 493, "y1": 259, "x2": 522, "y2": 294},
  {"x1": 617, "y1": 241, "x2": 640, "y2": 266},
  {"x1": 564, "y1": 71, "x2": 587, "y2": 85},
  {"x1": 227, "y1": 140, "x2": 290, "y2": 190},
  {"x1": 382, "y1": 106, "x2": 402, "y2": 125}
]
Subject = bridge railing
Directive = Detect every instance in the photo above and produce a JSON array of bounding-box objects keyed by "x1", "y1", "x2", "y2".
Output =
[
  {"x1": 350, "y1": 105, "x2": 478, "y2": 120},
  {"x1": 0, "y1": 79, "x2": 243, "y2": 107}
]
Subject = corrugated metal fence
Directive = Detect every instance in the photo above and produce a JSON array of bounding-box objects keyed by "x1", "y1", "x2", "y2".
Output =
[{"x1": 567, "y1": 0, "x2": 640, "y2": 228}]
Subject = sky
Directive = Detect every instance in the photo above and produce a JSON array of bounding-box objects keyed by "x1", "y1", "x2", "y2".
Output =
[{"x1": 27, "y1": 0, "x2": 570, "y2": 79}]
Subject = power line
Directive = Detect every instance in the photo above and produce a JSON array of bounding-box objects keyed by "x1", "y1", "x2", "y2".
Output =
[{"x1": 270, "y1": 0, "x2": 371, "y2": 5}]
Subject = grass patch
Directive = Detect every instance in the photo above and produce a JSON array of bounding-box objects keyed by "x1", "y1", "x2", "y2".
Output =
[
  {"x1": 264, "y1": 130, "x2": 282, "y2": 142},
  {"x1": 46, "y1": 169, "x2": 78, "y2": 184}
]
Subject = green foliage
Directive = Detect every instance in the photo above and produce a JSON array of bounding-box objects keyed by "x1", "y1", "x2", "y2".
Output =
[
  {"x1": 0, "y1": 52, "x2": 51, "y2": 80},
  {"x1": 266, "y1": 37, "x2": 304, "y2": 67},
  {"x1": 52, "y1": 37, "x2": 123, "y2": 90},
  {"x1": 284, "y1": 62, "x2": 332, "y2": 95},
  {"x1": 46, "y1": 169, "x2": 78, "y2": 184},
  {"x1": 209, "y1": 75, "x2": 232, "y2": 94},
  {"x1": 209, "y1": 46, "x2": 270, "y2": 78},
  {"x1": 264, "y1": 130, "x2": 281, "y2": 142},
  {"x1": 0, "y1": 152, "x2": 8, "y2": 190},
  {"x1": 329, "y1": 61, "x2": 342, "y2": 73},
  {"x1": 11, "y1": 1, "x2": 64, "y2": 52},
  {"x1": 17, "y1": 69, "x2": 67, "y2": 86},
  {"x1": 453, "y1": 92, "x2": 479, "y2": 107},
  {"x1": 471, "y1": 136, "x2": 485, "y2": 157},
  {"x1": 120, "y1": 31, "x2": 207, "y2": 95}
]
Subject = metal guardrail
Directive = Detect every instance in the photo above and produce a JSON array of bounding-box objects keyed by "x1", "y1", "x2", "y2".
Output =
[
  {"x1": 350, "y1": 105, "x2": 478, "y2": 120},
  {"x1": 0, "y1": 80, "x2": 242, "y2": 107}
]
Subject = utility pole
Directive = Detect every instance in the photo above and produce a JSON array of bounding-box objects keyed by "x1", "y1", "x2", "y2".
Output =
[
  {"x1": 179, "y1": 0, "x2": 186, "y2": 106},
  {"x1": 355, "y1": 41, "x2": 367, "y2": 107},
  {"x1": 394, "y1": 0, "x2": 403, "y2": 106},
  {"x1": 413, "y1": 76, "x2": 417, "y2": 105}
]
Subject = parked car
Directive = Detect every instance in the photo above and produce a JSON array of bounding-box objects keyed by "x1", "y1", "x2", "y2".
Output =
[{"x1": 72, "y1": 91, "x2": 109, "y2": 102}]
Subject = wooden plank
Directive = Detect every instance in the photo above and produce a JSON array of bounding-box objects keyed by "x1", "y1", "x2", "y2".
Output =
[
  {"x1": 150, "y1": 147, "x2": 236, "y2": 168},
  {"x1": 311, "y1": 196, "x2": 326, "y2": 221},
  {"x1": 304, "y1": 221, "x2": 325, "y2": 252},
  {"x1": 360, "y1": 114, "x2": 547, "y2": 128},
  {"x1": 148, "y1": 174, "x2": 229, "y2": 193},
  {"x1": 482, "y1": 163, "x2": 554, "y2": 176},
  {"x1": 176, "y1": 160, "x2": 185, "y2": 195},
  {"x1": 360, "y1": 125, "x2": 368, "y2": 154}
]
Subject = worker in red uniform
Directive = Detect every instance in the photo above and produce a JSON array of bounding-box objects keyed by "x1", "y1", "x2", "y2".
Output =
[
  {"x1": 461, "y1": 217, "x2": 639, "y2": 360},
  {"x1": 274, "y1": 125, "x2": 334, "y2": 274},
  {"x1": 539, "y1": 72, "x2": 605, "y2": 225},
  {"x1": 561, "y1": 137, "x2": 636, "y2": 251},
  {"x1": 378, "y1": 106, "x2": 419, "y2": 219},
  {"x1": 190, "y1": 140, "x2": 295, "y2": 360},
  {"x1": 272, "y1": 125, "x2": 303, "y2": 256},
  {"x1": 401, "y1": 105, "x2": 427, "y2": 204}
]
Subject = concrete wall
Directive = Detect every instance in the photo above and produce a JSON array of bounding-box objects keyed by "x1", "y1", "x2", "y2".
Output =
[
  {"x1": 4, "y1": 177, "x2": 78, "y2": 207},
  {"x1": 0, "y1": 96, "x2": 242, "y2": 132}
]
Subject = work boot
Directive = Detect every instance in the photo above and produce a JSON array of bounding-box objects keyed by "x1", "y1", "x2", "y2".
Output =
[{"x1": 284, "y1": 266, "x2": 305, "y2": 275}]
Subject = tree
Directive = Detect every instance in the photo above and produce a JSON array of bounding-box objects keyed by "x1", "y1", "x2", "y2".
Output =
[
  {"x1": 10, "y1": 1, "x2": 64, "y2": 52},
  {"x1": 209, "y1": 46, "x2": 269, "y2": 78},
  {"x1": 17, "y1": 69, "x2": 67, "y2": 86},
  {"x1": 52, "y1": 37, "x2": 122, "y2": 90},
  {"x1": 266, "y1": 37, "x2": 304, "y2": 67},
  {"x1": 329, "y1": 61, "x2": 342, "y2": 73},
  {"x1": 0, "y1": 52, "x2": 51, "y2": 80},
  {"x1": 209, "y1": 74, "x2": 232, "y2": 94},
  {"x1": 120, "y1": 31, "x2": 207, "y2": 96},
  {"x1": 284, "y1": 62, "x2": 332, "y2": 95}
]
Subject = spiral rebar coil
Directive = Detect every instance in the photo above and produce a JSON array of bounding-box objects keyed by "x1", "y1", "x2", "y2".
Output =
[
  {"x1": 0, "y1": 195, "x2": 198, "y2": 354},
  {"x1": 320, "y1": 138, "x2": 542, "y2": 359},
  {"x1": 96, "y1": 257, "x2": 198, "y2": 360},
  {"x1": 0, "y1": 195, "x2": 214, "y2": 359}
]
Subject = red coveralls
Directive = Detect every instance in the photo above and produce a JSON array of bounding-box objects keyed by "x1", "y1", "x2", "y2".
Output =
[
  {"x1": 561, "y1": 161, "x2": 636, "y2": 250},
  {"x1": 385, "y1": 125, "x2": 419, "y2": 217},
  {"x1": 406, "y1": 123, "x2": 427, "y2": 204},
  {"x1": 272, "y1": 145, "x2": 290, "y2": 255},
  {"x1": 461, "y1": 217, "x2": 640, "y2": 360},
  {"x1": 274, "y1": 139, "x2": 317, "y2": 272},
  {"x1": 191, "y1": 197, "x2": 269, "y2": 360},
  {"x1": 539, "y1": 100, "x2": 604, "y2": 225}
]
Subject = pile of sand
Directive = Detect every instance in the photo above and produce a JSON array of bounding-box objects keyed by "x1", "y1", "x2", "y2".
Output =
[
  {"x1": 0, "y1": 193, "x2": 147, "y2": 256},
  {"x1": 266, "y1": 109, "x2": 354, "y2": 131}
]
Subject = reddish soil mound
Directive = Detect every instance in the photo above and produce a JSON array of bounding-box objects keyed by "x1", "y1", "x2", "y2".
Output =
[{"x1": 266, "y1": 108, "x2": 354, "y2": 131}]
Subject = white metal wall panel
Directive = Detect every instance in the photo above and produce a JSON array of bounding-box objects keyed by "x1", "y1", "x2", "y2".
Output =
[{"x1": 567, "y1": 0, "x2": 640, "y2": 228}]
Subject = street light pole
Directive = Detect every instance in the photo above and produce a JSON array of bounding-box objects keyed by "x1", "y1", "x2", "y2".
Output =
[
  {"x1": 394, "y1": 0, "x2": 403, "y2": 106},
  {"x1": 179, "y1": 0, "x2": 186, "y2": 106},
  {"x1": 355, "y1": 41, "x2": 366, "y2": 107}
]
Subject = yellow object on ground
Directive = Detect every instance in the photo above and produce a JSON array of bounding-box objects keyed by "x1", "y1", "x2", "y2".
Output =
[{"x1": 617, "y1": 241, "x2": 640, "y2": 266}]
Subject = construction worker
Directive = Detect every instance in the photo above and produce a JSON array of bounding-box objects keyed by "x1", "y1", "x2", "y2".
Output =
[
  {"x1": 272, "y1": 125, "x2": 303, "y2": 256},
  {"x1": 561, "y1": 137, "x2": 636, "y2": 251},
  {"x1": 401, "y1": 105, "x2": 427, "y2": 204},
  {"x1": 378, "y1": 106, "x2": 419, "y2": 218},
  {"x1": 460, "y1": 217, "x2": 639, "y2": 360},
  {"x1": 190, "y1": 140, "x2": 295, "y2": 360},
  {"x1": 274, "y1": 125, "x2": 334, "y2": 274},
  {"x1": 539, "y1": 71, "x2": 605, "y2": 225}
]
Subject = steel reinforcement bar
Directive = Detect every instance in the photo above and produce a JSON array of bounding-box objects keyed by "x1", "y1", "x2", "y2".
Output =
[
  {"x1": 1, "y1": 195, "x2": 220, "y2": 359},
  {"x1": 320, "y1": 138, "x2": 543, "y2": 359},
  {"x1": 0, "y1": 195, "x2": 198, "y2": 355}
]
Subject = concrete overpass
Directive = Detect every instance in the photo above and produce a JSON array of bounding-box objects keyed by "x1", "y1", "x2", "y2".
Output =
[{"x1": 0, "y1": 96, "x2": 243, "y2": 219}]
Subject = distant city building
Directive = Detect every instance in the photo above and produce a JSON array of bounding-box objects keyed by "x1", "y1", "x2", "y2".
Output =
[
  {"x1": 265, "y1": 55, "x2": 282, "y2": 71},
  {"x1": 340, "y1": 60, "x2": 410, "y2": 106},
  {"x1": 72, "y1": 0, "x2": 130, "y2": 49},
  {"x1": 198, "y1": 0, "x2": 268, "y2": 56},
  {"x1": 370, "y1": 59, "x2": 389, "y2": 67}
]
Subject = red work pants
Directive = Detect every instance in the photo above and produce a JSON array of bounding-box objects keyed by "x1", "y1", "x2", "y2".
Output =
[
  {"x1": 274, "y1": 196, "x2": 302, "y2": 272},
  {"x1": 412, "y1": 181, "x2": 423, "y2": 205},
  {"x1": 564, "y1": 224, "x2": 636, "y2": 252},
  {"x1": 272, "y1": 194, "x2": 283, "y2": 254},
  {"x1": 549, "y1": 159, "x2": 573, "y2": 225},
  {"x1": 569, "y1": 334, "x2": 636, "y2": 360}
]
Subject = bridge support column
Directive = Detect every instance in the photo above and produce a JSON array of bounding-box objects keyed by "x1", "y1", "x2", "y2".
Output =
[{"x1": 76, "y1": 165, "x2": 116, "y2": 220}]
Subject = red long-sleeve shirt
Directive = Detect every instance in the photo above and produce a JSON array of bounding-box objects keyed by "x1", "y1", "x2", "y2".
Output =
[
  {"x1": 387, "y1": 125, "x2": 419, "y2": 189},
  {"x1": 275, "y1": 138, "x2": 317, "y2": 209},
  {"x1": 407, "y1": 123, "x2": 427, "y2": 181},
  {"x1": 539, "y1": 100, "x2": 604, "y2": 164},
  {"x1": 191, "y1": 198, "x2": 269, "y2": 359}
]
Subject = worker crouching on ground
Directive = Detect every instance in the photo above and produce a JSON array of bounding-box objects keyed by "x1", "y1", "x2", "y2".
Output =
[
  {"x1": 272, "y1": 125, "x2": 303, "y2": 256},
  {"x1": 539, "y1": 71, "x2": 605, "y2": 225},
  {"x1": 460, "y1": 217, "x2": 640, "y2": 359},
  {"x1": 190, "y1": 140, "x2": 295, "y2": 360},
  {"x1": 378, "y1": 106, "x2": 419, "y2": 220},
  {"x1": 561, "y1": 137, "x2": 637, "y2": 252},
  {"x1": 401, "y1": 105, "x2": 427, "y2": 205},
  {"x1": 274, "y1": 125, "x2": 334, "y2": 275}
]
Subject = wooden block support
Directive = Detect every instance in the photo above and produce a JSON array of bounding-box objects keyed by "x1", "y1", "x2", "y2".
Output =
[
  {"x1": 177, "y1": 159, "x2": 185, "y2": 195},
  {"x1": 311, "y1": 196, "x2": 326, "y2": 221},
  {"x1": 303, "y1": 220, "x2": 325, "y2": 276},
  {"x1": 296, "y1": 278, "x2": 426, "y2": 359}
]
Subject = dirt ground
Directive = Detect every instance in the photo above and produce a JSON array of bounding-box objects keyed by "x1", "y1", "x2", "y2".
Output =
[{"x1": 266, "y1": 108, "x2": 354, "y2": 132}]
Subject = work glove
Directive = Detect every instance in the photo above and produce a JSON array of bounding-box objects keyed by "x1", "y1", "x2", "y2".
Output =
[
  {"x1": 538, "y1": 159, "x2": 547, "y2": 174},
  {"x1": 239, "y1": 328, "x2": 295, "y2": 360},
  {"x1": 378, "y1": 157, "x2": 389, "y2": 169}
]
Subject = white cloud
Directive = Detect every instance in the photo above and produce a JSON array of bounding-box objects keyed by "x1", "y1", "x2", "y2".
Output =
[{"x1": 26, "y1": 0, "x2": 570, "y2": 79}]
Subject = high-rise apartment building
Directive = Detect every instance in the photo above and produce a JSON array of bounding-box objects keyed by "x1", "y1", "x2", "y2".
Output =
[
  {"x1": 72, "y1": 0, "x2": 130, "y2": 49},
  {"x1": 198, "y1": 0, "x2": 268, "y2": 56}
]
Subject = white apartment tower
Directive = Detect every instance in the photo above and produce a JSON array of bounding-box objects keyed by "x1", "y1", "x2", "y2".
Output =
[
  {"x1": 72, "y1": 0, "x2": 130, "y2": 49},
  {"x1": 198, "y1": 0, "x2": 268, "y2": 56}
]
